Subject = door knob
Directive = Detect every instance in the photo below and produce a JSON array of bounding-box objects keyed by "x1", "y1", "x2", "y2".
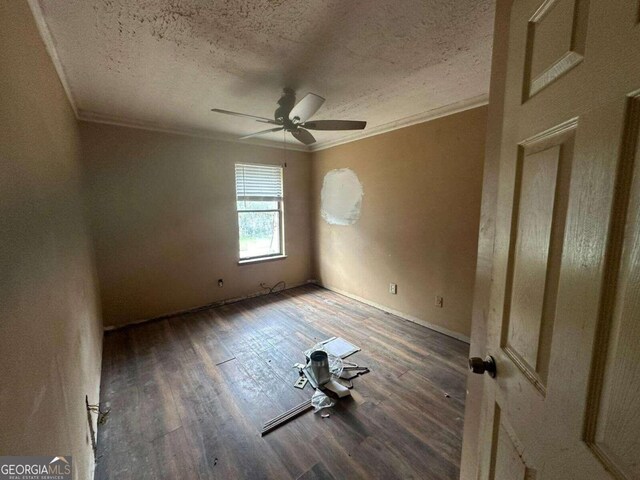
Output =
[{"x1": 468, "y1": 356, "x2": 496, "y2": 378}]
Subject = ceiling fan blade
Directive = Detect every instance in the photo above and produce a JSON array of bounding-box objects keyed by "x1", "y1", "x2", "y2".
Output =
[
  {"x1": 291, "y1": 128, "x2": 316, "y2": 145},
  {"x1": 289, "y1": 93, "x2": 325, "y2": 123},
  {"x1": 301, "y1": 120, "x2": 367, "y2": 131},
  {"x1": 211, "y1": 108, "x2": 277, "y2": 124},
  {"x1": 238, "y1": 127, "x2": 284, "y2": 140}
]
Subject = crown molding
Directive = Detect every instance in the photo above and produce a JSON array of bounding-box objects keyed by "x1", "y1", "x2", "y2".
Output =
[
  {"x1": 27, "y1": 0, "x2": 78, "y2": 116},
  {"x1": 78, "y1": 94, "x2": 488, "y2": 154},
  {"x1": 77, "y1": 110, "x2": 311, "y2": 152},
  {"x1": 309, "y1": 93, "x2": 489, "y2": 152}
]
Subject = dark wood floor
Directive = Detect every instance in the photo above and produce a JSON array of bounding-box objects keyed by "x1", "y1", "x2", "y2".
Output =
[{"x1": 96, "y1": 284, "x2": 469, "y2": 480}]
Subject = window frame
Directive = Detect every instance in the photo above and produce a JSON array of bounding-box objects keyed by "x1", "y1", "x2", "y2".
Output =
[{"x1": 235, "y1": 163, "x2": 286, "y2": 263}]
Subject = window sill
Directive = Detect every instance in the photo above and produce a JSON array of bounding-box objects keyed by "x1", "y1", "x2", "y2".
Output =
[{"x1": 238, "y1": 255, "x2": 287, "y2": 265}]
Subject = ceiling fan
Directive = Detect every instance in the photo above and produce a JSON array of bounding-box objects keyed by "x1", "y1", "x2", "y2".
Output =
[{"x1": 211, "y1": 88, "x2": 366, "y2": 146}]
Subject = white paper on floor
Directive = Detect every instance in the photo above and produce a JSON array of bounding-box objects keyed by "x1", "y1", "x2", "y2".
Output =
[{"x1": 311, "y1": 336, "x2": 361, "y2": 359}]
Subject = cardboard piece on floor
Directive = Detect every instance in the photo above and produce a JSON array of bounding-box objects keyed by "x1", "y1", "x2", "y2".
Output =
[
  {"x1": 304, "y1": 336, "x2": 360, "y2": 359},
  {"x1": 324, "y1": 337, "x2": 360, "y2": 358}
]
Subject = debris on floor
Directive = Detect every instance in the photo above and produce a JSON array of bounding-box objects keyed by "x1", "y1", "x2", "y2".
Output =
[
  {"x1": 311, "y1": 389, "x2": 335, "y2": 412},
  {"x1": 301, "y1": 364, "x2": 319, "y2": 389},
  {"x1": 293, "y1": 376, "x2": 308, "y2": 389},
  {"x1": 261, "y1": 336, "x2": 370, "y2": 436},
  {"x1": 337, "y1": 378, "x2": 353, "y2": 389},
  {"x1": 304, "y1": 336, "x2": 360, "y2": 359},
  {"x1": 261, "y1": 399, "x2": 313, "y2": 436},
  {"x1": 323, "y1": 378, "x2": 351, "y2": 398},
  {"x1": 339, "y1": 367, "x2": 370, "y2": 380},
  {"x1": 341, "y1": 360, "x2": 369, "y2": 376}
]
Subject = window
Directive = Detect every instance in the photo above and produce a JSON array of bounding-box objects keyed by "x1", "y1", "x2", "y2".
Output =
[{"x1": 235, "y1": 163, "x2": 284, "y2": 261}]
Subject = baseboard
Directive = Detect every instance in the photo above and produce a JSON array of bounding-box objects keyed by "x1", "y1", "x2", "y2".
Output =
[
  {"x1": 104, "y1": 280, "x2": 471, "y2": 344},
  {"x1": 313, "y1": 282, "x2": 471, "y2": 344},
  {"x1": 103, "y1": 280, "x2": 316, "y2": 331}
]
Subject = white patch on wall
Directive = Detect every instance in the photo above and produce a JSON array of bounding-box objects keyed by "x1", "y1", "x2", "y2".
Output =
[{"x1": 321, "y1": 169, "x2": 364, "y2": 225}]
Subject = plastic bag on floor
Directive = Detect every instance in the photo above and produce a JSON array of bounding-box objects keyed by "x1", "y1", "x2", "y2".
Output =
[{"x1": 311, "y1": 389, "x2": 335, "y2": 413}]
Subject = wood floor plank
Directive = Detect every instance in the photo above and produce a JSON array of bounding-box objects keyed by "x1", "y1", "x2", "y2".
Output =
[
  {"x1": 296, "y1": 462, "x2": 336, "y2": 480},
  {"x1": 96, "y1": 284, "x2": 469, "y2": 479}
]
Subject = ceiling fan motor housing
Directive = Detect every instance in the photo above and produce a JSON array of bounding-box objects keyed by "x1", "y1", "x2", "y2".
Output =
[{"x1": 275, "y1": 89, "x2": 296, "y2": 124}]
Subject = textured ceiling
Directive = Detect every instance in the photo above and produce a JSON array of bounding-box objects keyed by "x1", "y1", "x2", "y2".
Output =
[{"x1": 35, "y1": 0, "x2": 495, "y2": 150}]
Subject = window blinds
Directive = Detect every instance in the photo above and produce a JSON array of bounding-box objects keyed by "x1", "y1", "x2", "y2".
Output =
[{"x1": 235, "y1": 163, "x2": 283, "y2": 200}]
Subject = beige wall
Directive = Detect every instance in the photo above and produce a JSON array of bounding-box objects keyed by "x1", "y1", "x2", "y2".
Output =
[
  {"x1": 80, "y1": 123, "x2": 312, "y2": 327},
  {"x1": 311, "y1": 106, "x2": 487, "y2": 339},
  {"x1": 0, "y1": 2, "x2": 103, "y2": 479}
]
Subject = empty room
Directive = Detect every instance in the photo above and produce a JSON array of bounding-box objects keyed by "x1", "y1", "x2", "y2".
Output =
[{"x1": 1, "y1": 0, "x2": 639, "y2": 479}]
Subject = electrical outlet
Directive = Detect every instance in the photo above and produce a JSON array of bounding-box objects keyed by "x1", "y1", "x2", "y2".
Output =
[
  {"x1": 435, "y1": 295, "x2": 443, "y2": 308},
  {"x1": 218, "y1": 279, "x2": 224, "y2": 288},
  {"x1": 389, "y1": 283, "x2": 397, "y2": 295}
]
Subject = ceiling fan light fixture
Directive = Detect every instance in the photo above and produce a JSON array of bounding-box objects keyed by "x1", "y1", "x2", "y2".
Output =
[{"x1": 211, "y1": 90, "x2": 367, "y2": 146}]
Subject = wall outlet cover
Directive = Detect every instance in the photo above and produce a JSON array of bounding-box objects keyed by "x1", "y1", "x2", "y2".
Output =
[
  {"x1": 389, "y1": 283, "x2": 397, "y2": 294},
  {"x1": 294, "y1": 377, "x2": 308, "y2": 389}
]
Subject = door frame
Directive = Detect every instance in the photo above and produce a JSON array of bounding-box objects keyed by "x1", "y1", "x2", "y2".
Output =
[{"x1": 459, "y1": 1, "x2": 514, "y2": 478}]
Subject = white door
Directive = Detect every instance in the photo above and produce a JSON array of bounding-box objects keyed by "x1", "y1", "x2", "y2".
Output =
[{"x1": 472, "y1": 0, "x2": 640, "y2": 478}]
